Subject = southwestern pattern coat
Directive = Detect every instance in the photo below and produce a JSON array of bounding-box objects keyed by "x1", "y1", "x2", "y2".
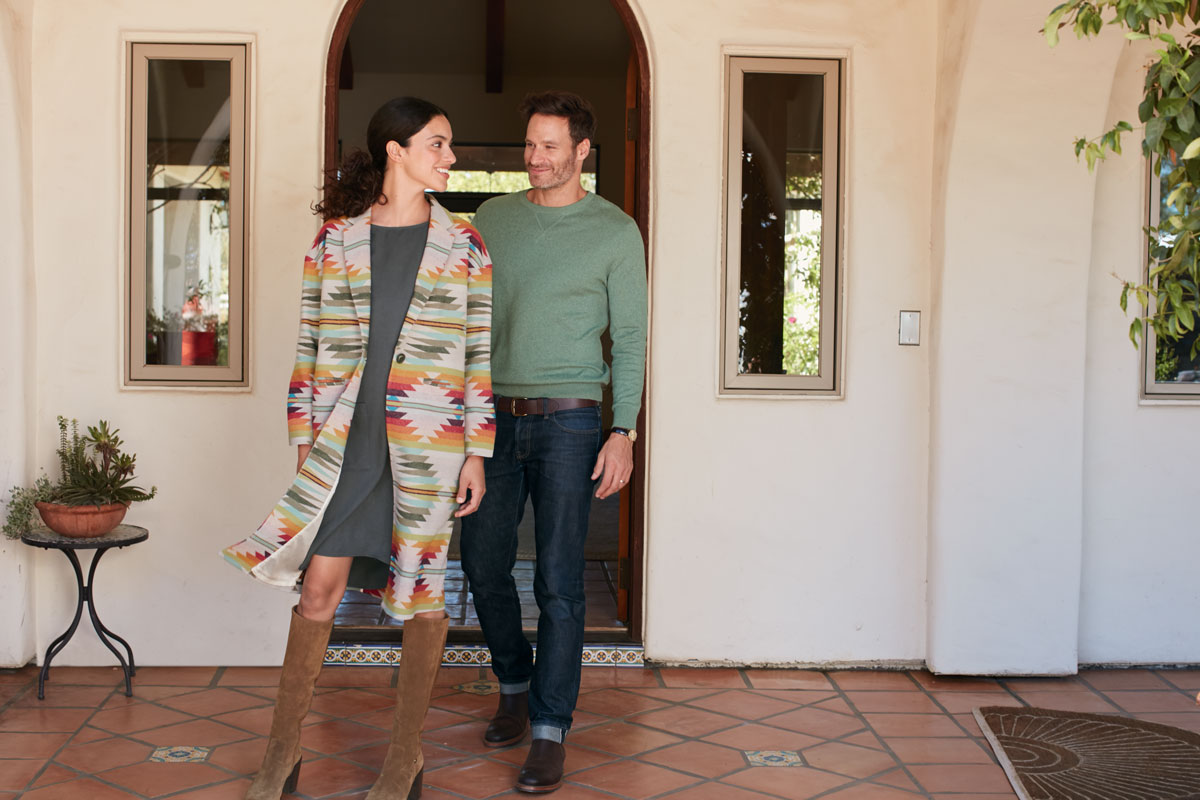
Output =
[{"x1": 222, "y1": 198, "x2": 495, "y2": 619}]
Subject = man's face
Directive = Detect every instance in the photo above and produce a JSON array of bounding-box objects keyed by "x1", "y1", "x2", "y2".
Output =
[{"x1": 524, "y1": 113, "x2": 587, "y2": 190}]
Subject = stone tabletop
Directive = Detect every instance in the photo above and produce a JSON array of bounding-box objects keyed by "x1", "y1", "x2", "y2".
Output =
[{"x1": 20, "y1": 524, "x2": 149, "y2": 550}]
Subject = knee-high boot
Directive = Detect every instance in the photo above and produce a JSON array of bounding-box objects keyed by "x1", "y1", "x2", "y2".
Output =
[
  {"x1": 245, "y1": 606, "x2": 333, "y2": 800},
  {"x1": 366, "y1": 615, "x2": 449, "y2": 800}
]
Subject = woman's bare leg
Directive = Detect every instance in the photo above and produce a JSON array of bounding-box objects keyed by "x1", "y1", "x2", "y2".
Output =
[{"x1": 298, "y1": 555, "x2": 353, "y2": 621}]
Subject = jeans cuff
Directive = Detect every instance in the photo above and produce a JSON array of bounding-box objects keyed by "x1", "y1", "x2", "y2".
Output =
[
  {"x1": 531, "y1": 724, "x2": 566, "y2": 743},
  {"x1": 499, "y1": 680, "x2": 530, "y2": 695}
]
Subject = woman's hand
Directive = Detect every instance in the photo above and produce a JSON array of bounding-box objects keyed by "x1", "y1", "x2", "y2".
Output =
[
  {"x1": 297, "y1": 443, "x2": 312, "y2": 473},
  {"x1": 454, "y1": 455, "x2": 486, "y2": 517}
]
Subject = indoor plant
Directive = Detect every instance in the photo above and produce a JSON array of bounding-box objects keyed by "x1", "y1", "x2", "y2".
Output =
[{"x1": 3, "y1": 417, "x2": 157, "y2": 539}]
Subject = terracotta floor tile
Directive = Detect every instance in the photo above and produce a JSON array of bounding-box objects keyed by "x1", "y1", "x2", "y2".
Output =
[
  {"x1": 749, "y1": 688, "x2": 841, "y2": 705},
  {"x1": 309, "y1": 687, "x2": 397, "y2": 718},
  {"x1": 821, "y1": 784, "x2": 922, "y2": 799},
  {"x1": 579, "y1": 668, "x2": 660, "y2": 688},
  {"x1": 88, "y1": 703, "x2": 192, "y2": 735},
  {"x1": 999, "y1": 677, "x2": 1087, "y2": 692},
  {"x1": 67, "y1": 726, "x2": 111, "y2": 745},
  {"x1": 0, "y1": 732, "x2": 70, "y2": 758},
  {"x1": 159, "y1": 688, "x2": 269, "y2": 716},
  {"x1": 1006, "y1": 691, "x2": 1118, "y2": 713},
  {"x1": 862, "y1": 714, "x2": 965, "y2": 738},
  {"x1": 658, "y1": 783, "x2": 780, "y2": 800},
  {"x1": 951, "y1": 714, "x2": 986, "y2": 736},
  {"x1": 19, "y1": 777, "x2": 138, "y2": 799},
  {"x1": 908, "y1": 763, "x2": 1013, "y2": 793},
  {"x1": 723, "y1": 764, "x2": 850, "y2": 798},
  {"x1": 685, "y1": 690, "x2": 802, "y2": 721},
  {"x1": 760, "y1": 706, "x2": 866, "y2": 738},
  {"x1": 910, "y1": 672, "x2": 1004, "y2": 692},
  {"x1": 568, "y1": 721, "x2": 683, "y2": 756},
  {"x1": 702, "y1": 722, "x2": 823, "y2": 752},
  {"x1": 166, "y1": 777, "x2": 253, "y2": 799},
  {"x1": 829, "y1": 672, "x2": 919, "y2": 691},
  {"x1": 842, "y1": 730, "x2": 886, "y2": 750},
  {"x1": 628, "y1": 704, "x2": 740, "y2": 736},
  {"x1": 575, "y1": 688, "x2": 668, "y2": 717},
  {"x1": 420, "y1": 722, "x2": 496, "y2": 755},
  {"x1": 301, "y1": 719, "x2": 389, "y2": 754},
  {"x1": 743, "y1": 670, "x2": 834, "y2": 690},
  {"x1": 290, "y1": 755, "x2": 379, "y2": 797},
  {"x1": 872, "y1": 767, "x2": 923, "y2": 790},
  {"x1": 430, "y1": 690, "x2": 498, "y2": 718},
  {"x1": 216, "y1": 667, "x2": 282, "y2": 686},
  {"x1": 535, "y1": 785, "x2": 631, "y2": 800},
  {"x1": 571, "y1": 759, "x2": 701, "y2": 797},
  {"x1": 1079, "y1": 668, "x2": 1171, "y2": 690},
  {"x1": 811, "y1": 696, "x2": 855, "y2": 715},
  {"x1": 803, "y1": 741, "x2": 897, "y2": 778},
  {"x1": 434, "y1": 666, "x2": 485, "y2": 686},
  {"x1": 1158, "y1": 670, "x2": 1200, "y2": 690},
  {"x1": 928, "y1": 691, "x2": 1021, "y2": 715},
  {"x1": 97, "y1": 761, "x2": 230, "y2": 796},
  {"x1": 425, "y1": 757, "x2": 517, "y2": 799},
  {"x1": 636, "y1": 740, "x2": 748, "y2": 778},
  {"x1": 132, "y1": 667, "x2": 217, "y2": 686},
  {"x1": 929, "y1": 795, "x2": 1015, "y2": 800},
  {"x1": 1136, "y1": 712, "x2": 1200, "y2": 733},
  {"x1": 31, "y1": 763, "x2": 77, "y2": 788},
  {"x1": 316, "y1": 666, "x2": 395, "y2": 688},
  {"x1": 884, "y1": 736, "x2": 993, "y2": 764},
  {"x1": 1104, "y1": 690, "x2": 1200, "y2": 713},
  {"x1": 206, "y1": 738, "x2": 267, "y2": 775},
  {"x1": 659, "y1": 668, "x2": 748, "y2": 689},
  {"x1": 626, "y1": 687, "x2": 723, "y2": 702},
  {"x1": 0, "y1": 668, "x2": 37, "y2": 685},
  {"x1": 0, "y1": 758, "x2": 44, "y2": 791},
  {"x1": 845, "y1": 691, "x2": 942, "y2": 713},
  {"x1": 211, "y1": 704, "x2": 323, "y2": 735},
  {"x1": 414, "y1": 705, "x2": 473, "y2": 732},
  {"x1": 10, "y1": 686, "x2": 112, "y2": 709},
  {"x1": 131, "y1": 718, "x2": 257, "y2": 747},
  {"x1": 35, "y1": 668, "x2": 123, "y2": 686},
  {"x1": 55, "y1": 736, "x2": 153, "y2": 772},
  {"x1": 0, "y1": 708, "x2": 91, "y2": 734}
]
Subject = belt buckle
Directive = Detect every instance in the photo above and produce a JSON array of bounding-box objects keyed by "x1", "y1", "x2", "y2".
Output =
[{"x1": 510, "y1": 397, "x2": 529, "y2": 418}]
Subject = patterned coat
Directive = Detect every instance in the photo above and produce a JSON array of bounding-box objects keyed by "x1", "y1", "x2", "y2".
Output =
[{"x1": 222, "y1": 198, "x2": 495, "y2": 619}]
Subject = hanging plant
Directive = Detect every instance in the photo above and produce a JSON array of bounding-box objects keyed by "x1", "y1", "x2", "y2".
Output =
[{"x1": 1045, "y1": 0, "x2": 1200, "y2": 348}]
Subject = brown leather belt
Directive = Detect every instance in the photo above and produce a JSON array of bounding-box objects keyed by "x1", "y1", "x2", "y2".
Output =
[{"x1": 495, "y1": 396, "x2": 599, "y2": 417}]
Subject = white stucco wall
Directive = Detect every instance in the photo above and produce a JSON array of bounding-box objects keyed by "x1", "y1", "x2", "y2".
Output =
[
  {"x1": 0, "y1": 0, "x2": 37, "y2": 669},
  {"x1": 7, "y1": 0, "x2": 1197, "y2": 670},
  {"x1": 1078, "y1": 41, "x2": 1200, "y2": 664}
]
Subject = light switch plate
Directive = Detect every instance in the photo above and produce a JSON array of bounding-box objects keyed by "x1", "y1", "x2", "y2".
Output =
[{"x1": 899, "y1": 310, "x2": 920, "y2": 346}]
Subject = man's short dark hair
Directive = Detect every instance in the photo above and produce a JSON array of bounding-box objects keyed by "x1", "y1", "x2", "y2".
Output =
[{"x1": 519, "y1": 90, "x2": 597, "y2": 147}]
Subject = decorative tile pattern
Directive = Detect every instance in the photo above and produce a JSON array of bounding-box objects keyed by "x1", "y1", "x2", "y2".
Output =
[
  {"x1": 745, "y1": 749, "x2": 804, "y2": 767},
  {"x1": 453, "y1": 680, "x2": 499, "y2": 695},
  {"x1": 324, "y1": 643, "x2": 645, "y2": 668},
  {"x1": 148, "y1": 745, "x2": 210, "y2": 763}
]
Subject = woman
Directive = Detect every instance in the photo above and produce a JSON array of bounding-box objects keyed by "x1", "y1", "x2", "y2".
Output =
[{"x1": 222, "y1": 96, "x2": 494, "y2": 800}]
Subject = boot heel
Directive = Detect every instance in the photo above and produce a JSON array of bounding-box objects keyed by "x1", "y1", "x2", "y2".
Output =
[
  {"x1": 406, "y1": 766, "x2": 423, "y2": 799},
  {"x1": 282, "y1": 757, "x2": 302, "y2": 794}
]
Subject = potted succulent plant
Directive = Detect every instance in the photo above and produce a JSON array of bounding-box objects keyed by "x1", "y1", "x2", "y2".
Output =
[{"x1": 3, "y1": 417, "x2": 157, "y2": 539}]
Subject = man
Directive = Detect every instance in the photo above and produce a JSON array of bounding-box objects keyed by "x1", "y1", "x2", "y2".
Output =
[{"x1": 460, "y1": 90, "x2": 647, "y2": 794}]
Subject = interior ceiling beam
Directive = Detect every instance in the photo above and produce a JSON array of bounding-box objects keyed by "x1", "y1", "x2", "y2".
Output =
[{"x1": 485, "y1": 0, "x2": 505, "y2": 94}]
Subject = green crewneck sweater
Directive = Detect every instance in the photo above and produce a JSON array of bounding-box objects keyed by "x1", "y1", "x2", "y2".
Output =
[{"x1": 473, "y1": 191, "x2": 647, "y2": 429}]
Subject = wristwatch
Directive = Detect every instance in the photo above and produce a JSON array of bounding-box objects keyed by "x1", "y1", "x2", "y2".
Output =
[{"x1": 611, "y1": 427, "x2": 638, "y2": 443}]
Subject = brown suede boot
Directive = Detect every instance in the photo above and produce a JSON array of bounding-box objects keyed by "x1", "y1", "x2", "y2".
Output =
[
  {"x1": 365, "y1": 615, "x2": 449, "y2": 800},
  {"x1": 245, "y1": 607, "x2": 333, "y2": 800}
]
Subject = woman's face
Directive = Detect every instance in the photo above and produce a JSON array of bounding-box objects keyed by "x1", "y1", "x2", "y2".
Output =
[{"x1": 392, "y1": 115, "x2": 456, "y2": 192}]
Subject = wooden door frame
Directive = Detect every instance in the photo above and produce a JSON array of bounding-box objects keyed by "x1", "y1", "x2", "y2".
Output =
[{"x1": 322, "y1": 0, "x2": 651, "y2": 641}]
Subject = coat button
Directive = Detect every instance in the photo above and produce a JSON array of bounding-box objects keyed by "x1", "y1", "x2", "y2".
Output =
[{"x1": 395, "y1": 353, "x2": 406, "y2": 364}]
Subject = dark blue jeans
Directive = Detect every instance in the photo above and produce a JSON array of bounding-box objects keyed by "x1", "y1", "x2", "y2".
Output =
[{"x1": 460, "y1": 406, "x2": 601, "y2": 735}]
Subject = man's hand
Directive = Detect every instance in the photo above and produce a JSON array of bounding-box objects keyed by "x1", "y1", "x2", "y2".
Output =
[
  {"x1": 297, "y1": 443, "x2": 313, "y2": 473},
  {"x1": 591, "y1": 433, "x2": 633, "y2": 499},
  {"x1": 455, "y1": 455, "x2": 487, "y2": 517}
]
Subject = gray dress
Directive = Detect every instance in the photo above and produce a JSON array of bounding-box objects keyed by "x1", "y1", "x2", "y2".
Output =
[{"x1": 301, "y1": 222, "x2": 427, "y2": 590}]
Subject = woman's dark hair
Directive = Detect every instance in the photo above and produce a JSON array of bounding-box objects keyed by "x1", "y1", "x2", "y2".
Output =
[
  {"x1": 519, "y1": 90, "x2": 596, "y2": 146},
  {"x1": 313, "y1": 96, "x2": 448, "y2": 220}
]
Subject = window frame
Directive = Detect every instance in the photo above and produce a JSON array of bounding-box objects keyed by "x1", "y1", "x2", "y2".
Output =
[
  {"x1": 124, "y1": 41, "x2": 250, "y2": 387},
  {"x1": 720, "y1": 55, "x2": 845, "y2": 396},
  {"x1": 1141, "y1": 154, "x2": 1200, "y2": 399}
]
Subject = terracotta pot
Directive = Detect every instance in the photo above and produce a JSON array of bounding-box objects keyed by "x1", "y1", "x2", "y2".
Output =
[{"x1": 35, "y1": 502, "x2": 128, "y2": 538}]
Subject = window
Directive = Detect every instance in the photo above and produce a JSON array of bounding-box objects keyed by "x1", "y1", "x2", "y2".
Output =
[
  {"x1": 126, "y1": 42, "x2": 249, "y2": 386},
  {"x1": 722, "y1": 56, "x2": 843, "y2": 394},
  {"x1": 438, "y1": 144, "x2": 598, "y2": 221},
  {"x1": 1144, "y1": 152, "x2": 1200, "y2": 397}
]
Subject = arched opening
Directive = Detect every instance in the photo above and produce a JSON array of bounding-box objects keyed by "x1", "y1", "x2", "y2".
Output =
[{"x1": 323, "y1": 0, "x2": 650, "y2": 645}]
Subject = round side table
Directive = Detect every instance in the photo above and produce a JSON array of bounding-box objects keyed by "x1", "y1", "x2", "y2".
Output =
[{"x1": 20, "y1": 525, "x2": 149, "y2": 699}]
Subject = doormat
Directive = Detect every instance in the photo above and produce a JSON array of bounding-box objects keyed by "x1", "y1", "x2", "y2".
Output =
[{"x1": 973, "y1": 705, "x2": 1200, "y2": 799}]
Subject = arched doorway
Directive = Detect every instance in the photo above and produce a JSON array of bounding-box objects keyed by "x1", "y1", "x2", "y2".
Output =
[{"x1": 323, "y1": 0, "x2": 651, "y2": 645}]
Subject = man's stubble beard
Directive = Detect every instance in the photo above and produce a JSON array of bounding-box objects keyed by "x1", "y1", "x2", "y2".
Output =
[{"x1": 528, "y1": 153, "x2": 581, "y2": 190}]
